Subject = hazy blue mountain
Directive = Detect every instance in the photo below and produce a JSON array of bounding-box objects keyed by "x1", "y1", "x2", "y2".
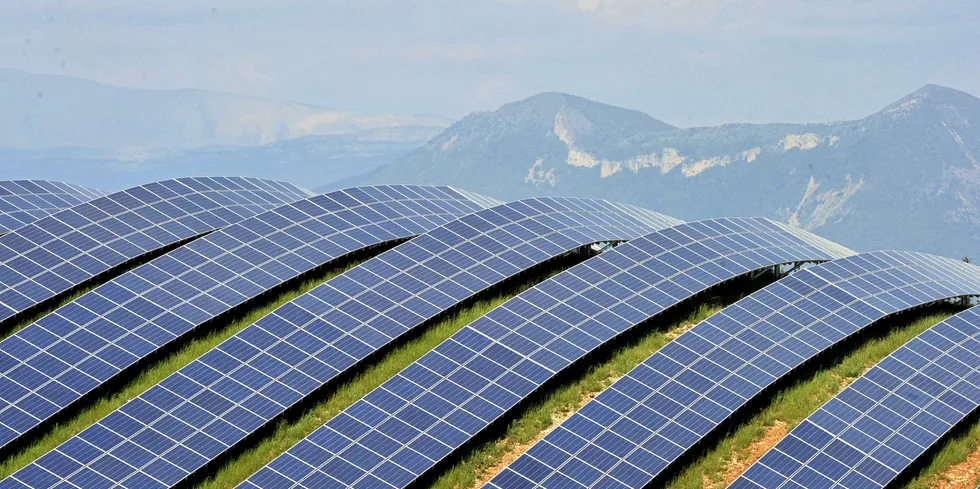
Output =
[
  {"x1": 0, "y1": 132, "x2": 436, "y2": 191},
  {"x1": 363, "y1": 85, "x2": 980, "y2": 259},
  {"x1": 0, "y1": 68, "x2": 449, "y2": 149}
]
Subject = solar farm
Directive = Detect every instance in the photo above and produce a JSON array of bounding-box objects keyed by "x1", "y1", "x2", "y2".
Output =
[{"x1": 0, "y1": 178, "x2": 977, "y2": 489}]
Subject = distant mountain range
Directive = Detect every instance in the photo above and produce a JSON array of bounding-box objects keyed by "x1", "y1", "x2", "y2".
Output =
[
  {"x1": 5, "y1": 67, "x2": 978, "y2": 259},
  {"x1": 0, "y1": 132, "x2": 438, "y2": 191},
  {"x1": 0, "y1": 68, "x2": 450, "y2": 190},
  {"x1": 359, "y1": 85, "x2": 980, "y2": 259},
  {"x1": 0, "y1": 68, "x2": 449, "y2": 149}
]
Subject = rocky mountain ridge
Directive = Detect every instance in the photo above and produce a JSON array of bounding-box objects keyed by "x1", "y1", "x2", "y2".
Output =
[{"x1": 363, "y1": 85, "x2": 980, "y2": 258}]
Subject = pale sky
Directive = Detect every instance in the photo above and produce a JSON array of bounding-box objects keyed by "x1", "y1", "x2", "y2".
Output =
[{"x1": 3, "y1": 0, "x2": 979, "y2": 127}]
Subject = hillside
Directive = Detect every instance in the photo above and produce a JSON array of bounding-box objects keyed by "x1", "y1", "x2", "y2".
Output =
[
  {"x1": 364, "y1": 85, "x2": 980, "y2": 258},
  {"x1": 0, "y1": 68, "x2": 449, "y2": 149}
]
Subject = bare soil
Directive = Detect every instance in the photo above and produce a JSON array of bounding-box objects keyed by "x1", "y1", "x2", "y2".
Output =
[
  {"x1": 704, "y1": 421, "x2": 789, "y2": 489},
  {"x1": 929, "y1": 443, "x2": 980, "y2": 489}
]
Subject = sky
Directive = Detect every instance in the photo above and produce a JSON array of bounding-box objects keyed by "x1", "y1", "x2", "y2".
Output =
[{"x1": 2, "y1": 0, "x2": 979, "y2": 127}]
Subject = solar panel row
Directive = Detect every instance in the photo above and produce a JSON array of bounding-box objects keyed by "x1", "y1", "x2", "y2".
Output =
[
  {"x1": 0, "y1": 177, "x2": 313, "y2": 325},
  {"x1": 0, "y1": 181, "x2": 106, "y2": 236},
  {"x1": 244, "y1": 217, "x2": 854, "y2": 489},
  {"x1": 4, "y1": 178, "x2": 980, "y2": 489},
  {"x1": 488, "y1": 251, "x2": 980, "y2": 489},
  {"x1": 0, "y1": 185, "x2": 496, "y2": 451},
  {"x1": 731, "y1": 305, "x2": 980, "y2": 489},
  {"x1": 5, "y1": 198, "x2": 679, "y2": 489}
]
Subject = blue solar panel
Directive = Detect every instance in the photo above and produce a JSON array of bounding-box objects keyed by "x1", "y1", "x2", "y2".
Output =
[
  {"x1": 0, "y1": 185, "x2": 496, "y2": 452},
  {"x1": 486, "y1": 251, "x2": 980, "y2": 489},
  {"x1": 241, "y1": 217, "x2": 854, "y2": 489},
  {"x1": 0, "y1": 181, "x2": 106, "y2": 235},
  {"x1": 0, "y1": 177, "x2": 312, "y2": 325},
  {"x1": 732, "y1": 305, "x2": 980, "y2": 489},
  {"x1": 2, "y1": 198, "x2": 679, "y2": 489}
]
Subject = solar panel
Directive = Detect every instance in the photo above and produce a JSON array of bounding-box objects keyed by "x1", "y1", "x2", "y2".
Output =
[
  {"x1": 0, "y1": 181, "x2": 106, "y2": 235},
  {"x1": 731, "y1": 304, "x2": 980, "y2": 489},
  {"x1": 241, "y1": 217, "x2": 855, "y2": 489},
  {"x1": 3, "y1": 198, "x2": 679, "y2": 489},
  {"x1": 485, "y1": 251, "x2": 980, "y2": 489},
  {"x1": 0, "y1": 185, "x2": 496, "y2": 452},
  {"x1": 0, "y1": 177, "x2": 312, "y2": 325}
]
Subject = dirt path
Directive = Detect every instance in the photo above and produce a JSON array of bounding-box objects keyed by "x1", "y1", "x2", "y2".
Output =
[
  {"x1": 469, "y1": 320, "x2": 700, "y2": 488},
  {"x1": 703, "y1": 372, "x2": 862, "y2": 488},
  {"x1": 701, "y1": 421, "x2": 789, "y2": 489},
  {"x1": 471, "y1": 388, "x2": 603, "y2": 488},
  {"x1": 929, "y1": 442, "x2": 980, "y2": 489}
]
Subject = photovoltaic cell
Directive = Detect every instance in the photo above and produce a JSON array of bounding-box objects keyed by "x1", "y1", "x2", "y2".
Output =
[
  {"x1": 242, "y1": 217, "x2": 854, "y2": 489},
  {"x1": 0, "y1": 177, "x2": 312, "y2": 324},
  {"x1": 486, "y1": 251, "x2": 980, "y2": 489},
  {"x1": 0, "y1": 181, "x2": 106, "y2": 235},
  {"x1": 0, "y1": 185, "x2": 496, "y2": 452},
  {"x1": 3, "y1": 197, "x2": 680, "y2": 489},
  {"x1": 731, "y1": 305, "x2": 980, "y2": 489}
]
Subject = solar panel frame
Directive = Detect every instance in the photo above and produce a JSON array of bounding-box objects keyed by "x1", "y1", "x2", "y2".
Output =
[
  {"x1": 3, "y1": 198, "x2": 678, "y2": 487},
  {"x1": 485, "y1": 251, "x2": 980, "y2": 489},
  {"x1": 3, "y1": 198, "x2": 680, "y2": 489},
  {"x1": 0, "y1": 185, "x2": 498, "y2": 452},
  {"x1": 0, "y1": 177, "x2": 312, "y2": 325},
  {"x1": 0, "y1": 181, "x2": 106, "y2": 236},
  {"x1": 239, "y1": 217, "x2": 854, "y2": 489},
  {"x1": 730, "y1": 305, "x2": 980, "y2": 489}
]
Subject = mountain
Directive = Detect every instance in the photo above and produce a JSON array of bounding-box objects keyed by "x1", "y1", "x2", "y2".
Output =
[
  {"x1": 362, "y1": 85, "x2": 980, "y2": 259},
  {"x1": 0, "y1": 68, "x2": 449, "y2": 149},
  {"x1": 0, "y1": 132, "x2": 437, "y2": 191}
]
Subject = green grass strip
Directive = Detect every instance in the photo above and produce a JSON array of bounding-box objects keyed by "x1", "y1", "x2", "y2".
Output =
[
  {"x1": 194, "y1": 285, "x2": 534, "y2": 489},
  {"x1": 667, "y1": 312, "x2": 954, "y2": 489},
  {"x1": 0, "y1": 264, "x2": 358, "y2": 479},
  {"x1": 899, "y1": 409, "x2": 980, "y2": 489},
  {"x1": 429, "y1": 303, "x2": 724, "y2": 489},
  {"x1": 423, "y1": 310, "x2": 963, "y2": 489},
  {"x1": 0, "y1": 287, "x2": 93, "y2": 341},
  {"x1": 1, "y1": 244, "x2": 186, "y2": 341}
]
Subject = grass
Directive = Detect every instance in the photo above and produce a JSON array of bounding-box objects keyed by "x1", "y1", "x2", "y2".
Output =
[
  {"x1": 0, "y1": 263, "x2": 360, "y2": 480},
  {"x1": 0, "y1": 245, "x2": 183, "y2": 341},
  {"x1": 429, "y1": 303, "x2": 724, "y2": 489},
  {"x1": 900, "y1": 414, "x2": 980, "y2": 489},
  {"x1": 9, "y1": 263, "x2": 979, "y2": 489},
  {"x1": 0, "y1": 287, "x2": 93, "y2": 340},
  {"x1": 193, "y1": 279, "x2": 544, "y2": 489},
  {"x1": 419, "y1": 310, "x2": 970, "y2": 489},
  {"x1": 666, "y1": 312, "x2": 956, "y2": 489}
]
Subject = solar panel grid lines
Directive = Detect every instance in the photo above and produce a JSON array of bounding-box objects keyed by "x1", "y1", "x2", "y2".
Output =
[
  {"x1": 0, "y1": 177, "x2": 314, "y2": 325},
  {"x1": 3, "y1": 198, "x2": 679, "y2": 489},
  {"x1": 0, "y1": 181, "x2": 107, "y2": 235},
  {"x1": 484, "y1": 251, "x2": 980, "y2": 489},
  {"x1": 731, "y1": 305, "x2": 980, "y2": 489},
  {"x1": 733, "y1": 312, "x2": 980, "y2": 489},
  {"x1": 0, "y1": 185, "x2": 497, "y2": 453},
  {"x1": 240, "y1": 217, "x2": 855, "y2": 489}
]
